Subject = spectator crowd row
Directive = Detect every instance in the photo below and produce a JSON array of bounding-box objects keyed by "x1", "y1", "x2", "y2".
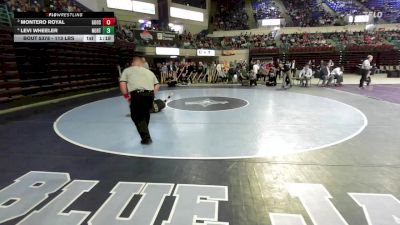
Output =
[
  {"x1": 152, "y1": 58, "x2": 348, "y2": 88},
  {"x1": 2, "y1": 0, "x2": 86, "y2": 12},
  {"x1": 125, "y1": 28, "x2": 399, "y2": 50},
  {"x1": 174, "y1": 32, "x2": 277, "y2": 49},
  {"x1": 212, "y1": 0, "x2": 249, "y2": 31},
  {"x1": 252, "y1": 0, "x2": 281, "y2": 20},
  {"x1": 281, "y1": 30, "x2": 400, "y2": 48}
]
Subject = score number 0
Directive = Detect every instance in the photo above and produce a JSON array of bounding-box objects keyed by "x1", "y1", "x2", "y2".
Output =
[{"x1": 102, "y1": 18, "x2": 115, "y2": 26}]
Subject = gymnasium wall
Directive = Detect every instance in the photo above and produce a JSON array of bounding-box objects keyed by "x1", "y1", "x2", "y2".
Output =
[
  {"x1": 75, "y1": 0, "x2": 100, "y2": 11},
  {"x1": 96, "y1": 0, "x2": 159, "y2": 23},
  {"x1": 136, "y1": 47, "x2": 250, "y2": 62},
  {"x1": 167, "y1": 0, "x2": 211, "y2": 33}
]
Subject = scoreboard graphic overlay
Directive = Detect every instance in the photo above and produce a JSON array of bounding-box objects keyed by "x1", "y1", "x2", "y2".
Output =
[{"x1": 13, "y1": 12, "x2": 115, "y2": 43}]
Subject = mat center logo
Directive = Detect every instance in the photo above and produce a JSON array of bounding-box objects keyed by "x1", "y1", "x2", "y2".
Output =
[
  {"x1": 185, "y1": 98, "x2": 228, "y2": 107},
  {"x1": 167, "y1": 96, "x2": 248, "y2": 111}
]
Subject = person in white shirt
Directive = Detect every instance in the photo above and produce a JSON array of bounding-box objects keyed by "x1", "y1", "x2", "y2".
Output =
[
  {"x1": 251, "y1": 60, "x2": 260, "y2": 86},
  {"x1": 299, "y1": 64, "x2": 313, "y2": 87},
  {"x1": 216, "y1": 62, "x2": 225, "y2": 82},
  {"x1": 360, "y1": 55, "x2": 373, "y2": 88},
  {"x1": 119, "y1": 56, "x2": 160, "y2": 145},
  {"x1": 331, "y1": 66, "x2": 344, "y2": 86},
  {"x1": 209, "y1": 61, "x2": 217, "y2": 83}
]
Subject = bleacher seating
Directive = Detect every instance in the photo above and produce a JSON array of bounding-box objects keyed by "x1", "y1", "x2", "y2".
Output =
[
  {"x1": 364, "y1": 0, "x2": 400, "y2": 23},
  {"x1": 0, "y1": 25, "x2": 135, "y2": 104},
  {"x1": 283, "y1": 0, "x2": 332, "y2": 27},
  {"x1": 252, "y1": 0, "x2": 281, "y2": 20},
  {"x1": 324, "y1": 0, "x2": 363, "y2": 14},
  {"x1": 250, "y1": 47, "x2": 279, "y2": 54},
  {"x1": 0, "y1": 25, "x2": 22, "y2": 103},
  {"x1": 346, "y1": 44, "x2": 394, "y2": 51},
  {"x1": 213, "y1": 0, "x2": 249, "y2": 31},
  {"x1": 289, "y1": 46, "x2": 335, "y2": 53},
  {"x1": 0, "y1": 0, "x2": 139, "y2": 105}
]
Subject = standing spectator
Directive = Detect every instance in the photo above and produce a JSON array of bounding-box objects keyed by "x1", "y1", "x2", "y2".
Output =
[
  {"x1": 216, "y1": 61, "x2": 226, "y2": 82},
  {"x1": 274, "y1": 58, "x2": 282, "y2": 79},
  {"x1": 328, "y1": 59, "x2": 334, "y2": 70},
  {"x1": 282, "y1": 61, "x2": 292, "y2": 88},
  {"x1": 251, "y1": 60, "x2": 260, "y2": 86},
  {"x1": 360, "y1": 55, "x2": 373, "y2": 88},
  {"x1": 290, "y1": 60, "x2": 296, "y2": 77}
]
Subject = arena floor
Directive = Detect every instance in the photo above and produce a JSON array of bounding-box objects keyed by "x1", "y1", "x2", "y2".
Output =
[{"x1": 1, "y1": 79, "x2": 400, "y2": 225}]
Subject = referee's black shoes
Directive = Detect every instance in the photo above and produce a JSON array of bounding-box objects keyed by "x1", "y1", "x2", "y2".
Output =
[{"x1": 141, "y1": 138, "x2": 153, "y2": 145}]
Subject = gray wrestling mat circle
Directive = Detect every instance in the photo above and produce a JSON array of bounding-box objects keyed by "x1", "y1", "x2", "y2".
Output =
[{"x1": 54, "y1": 88, "x2": 367, "y2": 159}]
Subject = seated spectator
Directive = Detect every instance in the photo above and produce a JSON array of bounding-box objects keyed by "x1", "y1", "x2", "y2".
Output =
[
  {"x1": 320, "y1": 62, "x2": 333, "y2": 86},
  {"x1": 265, "y1": 67, "x2": 277, "y2": 86},
  {"x1": 299, "y1": 64, "x2": 313, "y2": 87},
  {"x1": 165, "y1": 73, "x2": 177, "y2": 87},
  {"x1": 281, "y1": 32, "x2": 331, "y2": 48}
]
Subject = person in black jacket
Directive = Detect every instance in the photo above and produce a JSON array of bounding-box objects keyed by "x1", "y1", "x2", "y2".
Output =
[
  {"x1": 187, "y1": 62, "x2": 195, "y2": 83},
  {"x1": 165, "y1": 72, "x2": 177, "y2": 87},
  {"x1": 281, "y1": 61, "x2": 292, "y2": 88},
  {"x1": 196, "y1": 62, "x2": 205, "y2": 82},
  {"x1": 320, "y1": 62, "x2": 332, "y2": 86},
  {"x1": 227, "y1": 63, "x2": 236, "y2": 83},
  {"x1": 290, "y1": 60, "x2": 296, "y2": 77},
  {"x1": 179, "y1": 64, "x2": 189, "y2": 84},
  {"x1": 274, "y1": 58, "x2": 282, "y2": 79},
  {"x1": 266, "y1": 67, "x2": 277, "y2": 86},
  {"x1": 168, "y1": 61, "x2": 177, "y2": 73}
]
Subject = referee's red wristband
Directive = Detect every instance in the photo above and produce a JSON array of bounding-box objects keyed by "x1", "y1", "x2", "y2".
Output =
[{"x1": 123, "y1": 93, "x2": 130, "y2": 100}]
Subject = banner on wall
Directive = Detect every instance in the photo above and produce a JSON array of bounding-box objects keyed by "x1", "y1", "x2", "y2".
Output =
[
  {"x1": 156, "y1": 47, "x2": 180, "y2": 55},
  {"x1": 133, "y1": 30, "x2": 178, "y2": 46},
  {"x1": 197, "y1": 49, "x2": 215, "y2": 56},
  {"x1": 222, "y1": 50, "x2": 236, "y2": 56}
]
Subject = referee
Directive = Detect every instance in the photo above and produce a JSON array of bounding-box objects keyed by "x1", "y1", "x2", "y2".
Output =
[{"x1": 119, "y1": 56, "x2": 160, "y2": 145}]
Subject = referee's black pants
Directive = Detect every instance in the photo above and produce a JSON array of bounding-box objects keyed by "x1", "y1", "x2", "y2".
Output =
[
  {"x1": 359, "y1": 69, "x2": 368, "y2": 87},
  {"x1": 129, "y1": 91, "x2": 154, "y2": 141}
]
